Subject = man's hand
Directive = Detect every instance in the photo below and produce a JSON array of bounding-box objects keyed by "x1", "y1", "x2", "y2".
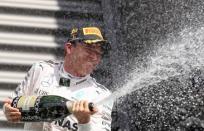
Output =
[
  {"x1": 3, "y1": 98, "x2": 21, "y2": 122},
  {"x1": 72, "y1": 100, "x2": 98, "y2": 124}
]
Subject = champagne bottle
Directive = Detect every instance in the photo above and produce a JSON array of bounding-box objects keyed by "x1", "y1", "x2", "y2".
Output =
[{"x1": 11, "y1": 95, "x2": 94, "y2": 122}]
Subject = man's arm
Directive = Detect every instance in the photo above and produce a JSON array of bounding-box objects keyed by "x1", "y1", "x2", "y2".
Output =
[
  {"x1": 72, "y1": 100, "x2": 98, "y2": 124},
  {"x1": 3, "y1": 98, "x2": 21, "y2": 122},
  {"x1": 73, "y1": 99, "x2": 113, "y2": 131},
  {"x1": 3, "y1": 64, "x2": 38, "y2": 122}
]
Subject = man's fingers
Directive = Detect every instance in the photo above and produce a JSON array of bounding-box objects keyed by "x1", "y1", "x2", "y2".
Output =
[
  {"x1": 4, "y1": 103, "x2": 19, "y2": 112},
  {"x1": 72, "y1": 100, "x2": 98, "y2": 124},
  {"x1": 8, "y1": 116, "x2": 21, "y2": 123},
  {"x1": 3, "y1": 98, "x2": 12, "y2": 104},
  {"x1": 79, "y1": 100, "x2": 84, "y2": 112},
  {"x1": 84, "y1": 101, "x2": 89, "y2": 112},
  {"x1": 83, "y1": 100, "x2": 97, "y2": 114},
  {"x1": 7, "y1": 113, "x2": 21, "y2": 121},
  {"x1": 72, "y1": 100, "x2": 98, "y2": 115},
  {"x1": 3, "y1": 103, "x2": 21, "y2": 121},
  {"x1": 5, "y1": 109, "x2": 21, "y2": 120},
  {"x1": 75, "y1": 101, "x2": 80, "y2": 111},
  {"x1": 90, "y1": 106, "x2": 98, "y2": 115},
  {"x1": 72, "y1": 101, "x2": 80, "y2": 112},
  {"x1": 2, "y1": 99, "x2": 22, "y2": 123},
  {"x1": 9, "y1": 112, "x2": 21, "y2": 116}
]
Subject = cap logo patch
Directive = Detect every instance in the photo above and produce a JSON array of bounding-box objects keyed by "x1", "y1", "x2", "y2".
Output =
[
  {"x1": 71, "y1": 28, "x2": 78, "y2": 39},
  {"x1": 83, "y1": 27, "x2": 103, "y2": 39}
]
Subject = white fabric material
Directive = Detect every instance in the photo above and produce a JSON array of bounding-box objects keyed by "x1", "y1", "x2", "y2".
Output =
[
  {"x1": 12, "y1": 61, "x2": 113, "y2": 131},
  {"x1": 77, "y1": 122, "x2": 91, "y2": 131}
]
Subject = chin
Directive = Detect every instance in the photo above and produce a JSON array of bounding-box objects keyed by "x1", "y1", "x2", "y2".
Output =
[
  {"x1": 80, "y1": 64, "x2": 95, "y2": 75},
  {"x1": 78, "y1": 70, "x2": 91, "y2": 76},
  {"x1": 85, "y1": 69, "x2": 94, "y2": 75}
]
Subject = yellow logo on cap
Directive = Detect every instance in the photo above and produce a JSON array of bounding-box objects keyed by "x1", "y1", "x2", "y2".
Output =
[
  {"x1": 83, "y1": 27, "x2": 103, "y2": 39},
  {"x1": 71, "y1": 28, "x2": 78, "y2": 39}
]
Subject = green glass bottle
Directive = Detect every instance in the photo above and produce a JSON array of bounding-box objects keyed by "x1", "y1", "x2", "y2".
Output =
[{"x1": 11, "y1": 95, "x2": 94, "y2": 122}]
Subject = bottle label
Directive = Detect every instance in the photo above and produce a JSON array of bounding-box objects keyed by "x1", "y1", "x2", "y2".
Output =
[
  {"x1": 66, "y1": 101, "x2": 73, "y2": 113},
  {"x1": 17, "y1": 96, "x2": 37, "y2": 111}
]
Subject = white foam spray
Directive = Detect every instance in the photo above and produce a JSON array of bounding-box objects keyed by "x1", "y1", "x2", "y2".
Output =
[{"x1": 97, "y1": 26, "x2": 204, "y2": 105}]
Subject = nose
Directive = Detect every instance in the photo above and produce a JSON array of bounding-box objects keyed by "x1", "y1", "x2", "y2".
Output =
[
  {"x1": 92, "y1": 52, "x2": 100, "y2": 61},
  {"x1": 89, "y1": 51, "x2": 101, "y2": 62}
]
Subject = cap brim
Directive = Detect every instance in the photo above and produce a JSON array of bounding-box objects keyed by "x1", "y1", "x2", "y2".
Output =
[{"x1": 84, "y1": 39, "x2": 108, "y2": 44}]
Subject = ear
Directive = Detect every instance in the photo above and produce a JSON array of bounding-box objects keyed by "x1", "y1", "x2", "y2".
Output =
[{"x1": 64, "y1": 42, "x2": 72, "y2": 54}]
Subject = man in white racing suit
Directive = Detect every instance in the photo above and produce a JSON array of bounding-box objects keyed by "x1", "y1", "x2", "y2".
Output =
[{"x1": 3, "y1": 27, "x2": 113, "y2": 131}]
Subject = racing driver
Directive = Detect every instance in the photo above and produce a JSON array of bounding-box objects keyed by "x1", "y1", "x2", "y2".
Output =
[{"x1": 3, "y1": 26, "x2": 113, "y2": 131}]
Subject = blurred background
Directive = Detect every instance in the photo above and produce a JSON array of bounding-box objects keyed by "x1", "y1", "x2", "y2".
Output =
[{"x1": 1, "y1": 0, "x2": 204, "y2": 131}]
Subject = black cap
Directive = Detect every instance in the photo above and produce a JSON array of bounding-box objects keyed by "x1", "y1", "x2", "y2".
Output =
[
  {"x1": 67, "y1": 27, "x2": 111, "y2": 55},
  {"x1": 68, "y1": 27, "x2": 109, "y2": 44}
]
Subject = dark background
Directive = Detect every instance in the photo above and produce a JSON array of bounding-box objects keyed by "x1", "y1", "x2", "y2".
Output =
[
  {"x1": 1, "y1": 0, "x2": 204, "y2": 131},
  {"x1": 108, "y1": 0, "x2": 204, "y2": 131}
]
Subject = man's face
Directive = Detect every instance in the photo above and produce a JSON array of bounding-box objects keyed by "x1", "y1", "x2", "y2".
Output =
[{"x1": 66, "y1": 42, "x2": 103, "y2": 76}]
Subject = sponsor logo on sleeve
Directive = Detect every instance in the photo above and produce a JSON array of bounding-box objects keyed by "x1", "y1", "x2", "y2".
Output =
[
  {"x1": 102, "y1": 120, "x2": 111, "y2": 128},
  {"x1": 54, "y1": 118, "x2": 78, "y2": 131},
  {"x1": 41, "y1": 75, "x2": 54, "y2": 87},
  {"x1": 34, "y1": 88, "x2": 48, "y2": 96},
  {"x1": 101, "y1": 111, "x2": 112, "y2": 121}
]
